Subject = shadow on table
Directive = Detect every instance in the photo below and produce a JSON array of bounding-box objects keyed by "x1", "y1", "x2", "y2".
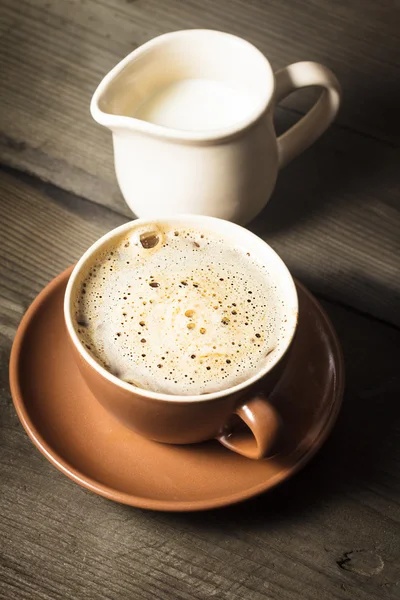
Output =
[
  {"x1": 246, "y1": 107, "x2": 400, "y2": 328},
  {"x1": 162, "y1": 298, "x2": 400, "y2": 529},
  {"x1": 249, "y1": 106, "x2": 398, "y2": 238}
]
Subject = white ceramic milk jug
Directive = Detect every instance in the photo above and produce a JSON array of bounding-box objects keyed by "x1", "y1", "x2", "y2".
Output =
[{"x1": 91, "y1": 30, "x2": 341, "y2": 224}]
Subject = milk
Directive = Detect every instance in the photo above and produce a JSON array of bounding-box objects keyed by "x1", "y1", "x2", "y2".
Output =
[{"x1": 133, "y1": 79, "x2": 255, "y2": 131}]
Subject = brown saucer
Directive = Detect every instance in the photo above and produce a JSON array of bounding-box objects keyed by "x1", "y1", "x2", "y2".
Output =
[{"x1": 10, "y1": 267, "x2": 344, "y2": 512}]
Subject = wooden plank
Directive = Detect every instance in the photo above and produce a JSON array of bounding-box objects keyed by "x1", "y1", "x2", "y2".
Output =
[
  {"x1": 0, "y1": 0, "x2": 398, "y2": 206},
  {"x1": 0, "y1": 169, "x2": 399, "y2": 599},
  {"x1": 1, "y1": 0, "x2": 399, "y2": 144},
  {"x1": 0, "y1": 0, "x2": 399, "y2": 205},
  {"x1": 251, "y1": 112, "x2": 400, "y2": 327},
  {"x1": 0, "y1": 0, "x2": 399, "y2": 327},
  {"x1": 4, "y1": 95, "x2": 399, "y2": 332},
  {"x1": 0, "y1": 169, "x2": 126, "y2": 336}
]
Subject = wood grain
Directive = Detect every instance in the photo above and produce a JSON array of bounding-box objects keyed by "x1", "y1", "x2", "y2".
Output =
[
  {"x1": 0, "y1": 0, "x2": 399, "y2": 206},
  {"x1": 0, "y1": 0, "x2": 399, "y2": 326},
  {"x1": 1, "y1": 0, "x2": 399, "y2": 145},
  {"x1": 0, "y1": 169, "x2": 399, "y2": 600},
  {"x1": 0, "y1": 169, "x2": 126, "y2": 329},
  {"x1": 251, "y1": 112, "x2": 400, "y2": 327}
]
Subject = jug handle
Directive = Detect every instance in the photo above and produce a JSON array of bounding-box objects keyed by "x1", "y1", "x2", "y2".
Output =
[{"x1": 274, "y1": 62, "x2": 341, "y2": 168}]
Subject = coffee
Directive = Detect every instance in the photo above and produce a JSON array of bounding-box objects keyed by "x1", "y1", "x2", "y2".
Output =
[
  {"x1": 133, "y1": 78, "x2": 254, "y2": 131},
  {"x1": 73, "y1": 223, "x2": 288, "y2": 396}
]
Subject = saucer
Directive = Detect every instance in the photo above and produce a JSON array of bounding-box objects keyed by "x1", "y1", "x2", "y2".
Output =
[{"x1": 10, "y1": 267, "x2": 344, "y2": 512}]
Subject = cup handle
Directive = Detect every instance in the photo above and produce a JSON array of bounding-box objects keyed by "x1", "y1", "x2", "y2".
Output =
[
  {"x1": 274, "y1": 61, "x2": 341, "y2": 168},
  {"x1": 217, "y1": 395, "x2": 282, "y2": 460}
]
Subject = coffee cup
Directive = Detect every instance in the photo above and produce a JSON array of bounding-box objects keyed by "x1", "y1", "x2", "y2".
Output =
[{"x1": 64, "y1": 216, "x2": 298, "y2": 459}]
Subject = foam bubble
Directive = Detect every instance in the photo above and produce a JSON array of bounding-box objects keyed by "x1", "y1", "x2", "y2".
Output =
[{"x1": 73, "y1": 224, "x2": 288, "y2": 395}]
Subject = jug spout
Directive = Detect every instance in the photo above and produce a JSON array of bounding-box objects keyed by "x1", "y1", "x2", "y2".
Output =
[{"x1": 90, "y1": 52, "x2": 142, "y2": 132}]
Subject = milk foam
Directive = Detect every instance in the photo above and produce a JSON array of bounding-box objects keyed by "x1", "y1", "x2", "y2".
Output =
[
  {"x1": 133, "y1": 79, "x2": 255, "y2": 131},
  {"x1": 74, "y1": 224, "x2": 287, "y2": 396}
]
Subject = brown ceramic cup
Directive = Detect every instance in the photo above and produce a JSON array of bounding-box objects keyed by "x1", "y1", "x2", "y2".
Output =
[{"x1": 64, "y1": 216, "x2": 298, "y2": 459}]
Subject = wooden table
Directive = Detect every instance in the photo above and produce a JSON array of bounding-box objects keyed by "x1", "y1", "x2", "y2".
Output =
[{"x1": 0, "y1": 1, "x2": 399, "y2": 598}]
